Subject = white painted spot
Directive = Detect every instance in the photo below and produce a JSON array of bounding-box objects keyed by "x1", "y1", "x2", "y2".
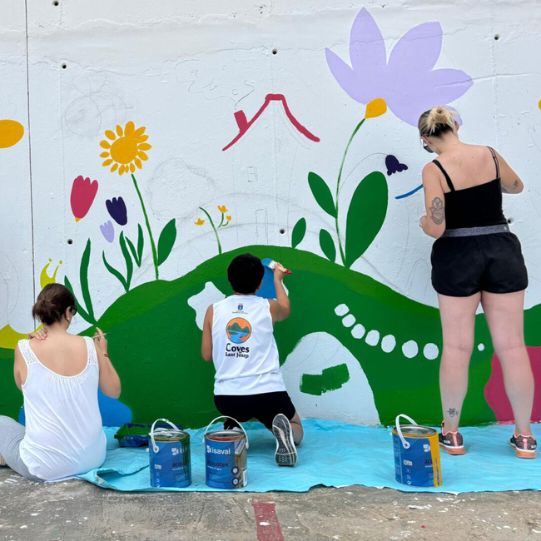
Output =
[
  {"x1": 365, "y1": 330, "x2": 380, "y2": 346},
  {"x1": 477, "y1": 343, "x2": 485, "y2": 351},
  {"x1": 351, "y1": 323, "x2": 366, "y2": 339},
  {"x1": 381, "y1": 335, "x2": 396, "y2": 353},
  {"x1": 281, "y1": 332, "x2": 380, "y2": 424},
  {"x1": 187, "y1": 281, "x2": 226, "y2": 330},
  {"x1": 423, "y1": 343, "x2": 439, "y2": 360},
  {"x1": 402, "y1": 340, "x2": 419, "y2": 359},
  {"x1": 335, "y1": 304, "x2": 349, "y2": 316},
  {"x1": 342, "y1": 314, "x2": 355, "y2": 328}
]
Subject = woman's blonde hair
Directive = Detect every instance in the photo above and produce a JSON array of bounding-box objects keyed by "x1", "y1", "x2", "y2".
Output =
[{"x1": 418, "y1": 106, "x2": 456, "y2": 137}]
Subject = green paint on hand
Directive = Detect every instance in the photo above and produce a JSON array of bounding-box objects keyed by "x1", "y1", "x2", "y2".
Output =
[{"x1": 301, "y1": 363, "x2": 350, "y2": 396}]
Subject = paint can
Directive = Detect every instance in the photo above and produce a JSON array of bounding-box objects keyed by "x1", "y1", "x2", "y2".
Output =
[
  {"x1": 149, "y1": 418, "x2": 191, "y2": 488},
  {"x1": 392, "y1": 414, "x2": 442, "y2": 487},
  {"x1": 204, "y1": 416, "x2": 248, "y2": 489}
]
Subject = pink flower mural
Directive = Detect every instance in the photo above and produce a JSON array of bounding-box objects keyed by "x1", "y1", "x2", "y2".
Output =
[{"x1": 70, "y1": 175, "x2": 98, "y2": 222}]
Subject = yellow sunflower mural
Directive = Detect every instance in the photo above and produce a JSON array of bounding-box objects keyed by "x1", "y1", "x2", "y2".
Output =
[{"x1": 100, "y1": 121, "x2": 151, "y2": 176}]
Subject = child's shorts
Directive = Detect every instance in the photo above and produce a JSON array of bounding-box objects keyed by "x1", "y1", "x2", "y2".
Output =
[
  {"x1": 214, "y1": 391, "x2": 296, "y2": 430},
  {"x1": 431, "y1": 231, "x2": 528, "y2": 297}
]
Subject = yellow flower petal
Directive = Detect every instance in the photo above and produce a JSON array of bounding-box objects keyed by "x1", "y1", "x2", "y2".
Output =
[
  {"x1": 102, "y1": 159, "x2": 113, "y2": 166},
  {"x1": 137, "y1": 135, "x2": 149, "y2": 142},
  {"x1": 111, "y1": 163, "x2": 118, "y2": 172},
  {"x1": 134, "y1": 126, "x2": 146, "y2": 136},
  {"x1": 365, "y1": 98, "x2": 387, "y2": 119},
  {"x1": 116, "y1": 124, "x2": 123, "y2": 136},
  {"x1": 226, "y1": 215, "x2": 232, "y2": 221},
  {"x1": 130, "y1": 163, "x2": 135, "y2": 173},
  {"x1": 195, "y1": 218, "x2": 205, "y2": 226},
  {"x1": 138, "y1": 143, "x2": 152, "y2": 151},
  {"x1": 138, "y1": 151, "x2": 148, "y2": 161},
  {"x1": 125, "y1": 121, "x2": 135, "y2": 135},
  {"x1": 100, "y1": 140, "x2": 110, "y2": 149},
  {"x1": 135, "y1": 158, "x2": 142, "y2": 169},
  {"x1": 100, "y1": 151, "x2": 110, "y2": 158},
  {"x1": 105, "y1": 130, "x2": 116, "y2": 140},
  {"x1": 0, "y1": 120, "x2": 24, "y2": 148},
  {"x1": 119, "y1": 165, "x2": 126, "y2": 175}
]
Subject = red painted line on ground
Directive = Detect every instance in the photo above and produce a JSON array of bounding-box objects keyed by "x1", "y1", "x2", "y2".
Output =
[{"x1": 252, "y1": 499, "x2": 284, "y2": 541}]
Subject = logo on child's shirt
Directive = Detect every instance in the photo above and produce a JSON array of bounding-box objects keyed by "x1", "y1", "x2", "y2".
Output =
[
  {"x1": 225, "y1": 317, "x2": 252, "y2": 359},
  {"x1": 226, "y1": 317, "x2": 252, "y2": 344}
]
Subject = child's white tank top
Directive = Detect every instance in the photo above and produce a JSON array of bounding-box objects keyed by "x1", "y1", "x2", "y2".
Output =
[
  {"x1": 17, "y1": 337, "x2": 106, "y2": 481},
  {"x1": 212, "y1": 295, "x2": 286, "y2": 395}
]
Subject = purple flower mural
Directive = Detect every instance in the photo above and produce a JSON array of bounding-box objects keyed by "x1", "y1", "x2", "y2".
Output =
[
  {"x1": 325, "y1": 8, "x2": 473, "y2": 126},
  {"x1": 106, "y1": 196, "x2": 128, "y2": 226},
  {"x1": 100, "y1": 220, "x2": 115, "y2": 243}
]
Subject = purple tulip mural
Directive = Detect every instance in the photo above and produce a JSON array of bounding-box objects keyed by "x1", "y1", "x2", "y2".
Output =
[
  {"x1": 385, "y1": 155, "x2": 408, "y2": 176},
  {"x1": 325, "y1": 8, "x2": 473, "y2": 125},
  {"x1": 100, "y1": 220, "x2": 115, "y2": 243},
  {"x1": 106, "y1": 196, "x2": 128, "y2": 226}
]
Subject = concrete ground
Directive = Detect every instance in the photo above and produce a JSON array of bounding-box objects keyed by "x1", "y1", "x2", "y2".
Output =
[{"x1": 1, "y1": 469, "x2": 541, "y2": 541}]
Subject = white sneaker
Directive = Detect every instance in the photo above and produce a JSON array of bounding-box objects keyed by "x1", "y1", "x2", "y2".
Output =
[{"x1": 272, "y1": 413, "x2": 297, "y2": 466}]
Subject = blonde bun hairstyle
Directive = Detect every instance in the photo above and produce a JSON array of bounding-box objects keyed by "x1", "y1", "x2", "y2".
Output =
[{"x1": 418, "y1": 106, "x2": 456, "y2": 137}]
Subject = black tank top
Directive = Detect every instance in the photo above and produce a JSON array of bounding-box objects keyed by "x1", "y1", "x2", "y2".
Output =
[{"x1": 432, "y1": 147, "x2": 507, "y2": 229}]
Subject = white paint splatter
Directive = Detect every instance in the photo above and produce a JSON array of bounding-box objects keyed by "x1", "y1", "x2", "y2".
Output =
[
  {"x1": 351, "y1": 323, "x2": 366, "y2": 339},
  {"x1": 334, "y1": 304, "x2": 349, "y2": 316},
  {"x1": 365, "y1": 330, "x2": 380, "y2": 346},
  {"x1": 423, "y1": 343, "x2": 439, "y2": 360},
  {"x1": 381, "y1": 334, "x2": 396, "y2": 353},
  {"x1": 402, "y1": 340, "x2": 419, "y2": 359},
  {"x1": 342, "y1": 314, "x2": 355, "y2": 328}
]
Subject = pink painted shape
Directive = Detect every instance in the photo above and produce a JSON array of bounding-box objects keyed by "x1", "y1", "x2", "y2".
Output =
[
  {"x1": 484, "y1": 346, "x2": 541, "y2": 422},
  {"x1": 222, "y1": 93, "x2": 320, "y2": 151},
  {"x1": 70, "y1": 175, "x2": 99, "y2": 221}
]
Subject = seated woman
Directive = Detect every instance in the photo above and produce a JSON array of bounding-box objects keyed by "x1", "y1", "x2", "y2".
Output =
[{"x1": 0, "y1": 283, "x2": 121, "y2": 481}]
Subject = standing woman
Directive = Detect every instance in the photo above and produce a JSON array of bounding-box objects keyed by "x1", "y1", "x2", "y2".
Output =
[
  {"x1": 0, "y1": 283, "x2": 121, "y2": 480},
  {"x1": 418, "y1": 106, "x2": 536, "y2": 459}
]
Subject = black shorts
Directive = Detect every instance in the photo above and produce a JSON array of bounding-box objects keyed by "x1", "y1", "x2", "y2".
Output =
[
  {"x1": 214, "y1": 391, "x2": 296, "y2": 430},
  {"x1": 431, "y1": 232, "x2": 528, "y2": 297}
]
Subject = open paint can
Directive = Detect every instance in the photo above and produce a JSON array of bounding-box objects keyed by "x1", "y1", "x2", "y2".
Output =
[
  {"x1": 204, "y1": 416, "x2": 248, "y2": 489},
  {"x1": 392, "y1": 414, "x2": 442, "y2": 487}
]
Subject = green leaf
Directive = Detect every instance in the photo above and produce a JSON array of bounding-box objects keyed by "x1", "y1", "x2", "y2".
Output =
[
  {"x1": 102, "y1": 251, "x2": 128, "y2": 292},
  {"x1": 64, "y1": 276, "x2": 94, "y2": 324},
  {"x1": 119, "y1": 232, "x2": 133, "y2": 290},
  {"x1": 126, "y1": 236, "x2": 139, "y2": 267},
  {"x1": 291, "y1": 218, "x2": 307, "y2": 249},
  {"x1": 157, "y1": 219, "x2": 177, "y2": 266},
  {"x1": 308, "y1": 172, "x2": 336, "y2": 217},
  {"x1": 136, "y1": 224, "x2": 144, "y2": 264},
  {"x1": 80, "y1": 239, "x2": 95, "y2": 322},
  {"x1": 319, "y1": 229, "x2": 336, "y2": 262},
  {"x1": 345, "y1": 171, "x2": 388, "y2": 268}
]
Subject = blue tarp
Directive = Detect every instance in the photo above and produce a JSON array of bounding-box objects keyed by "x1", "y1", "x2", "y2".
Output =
[{"x1": 77, "y1": 419, "x2": 541, "y2": 493}]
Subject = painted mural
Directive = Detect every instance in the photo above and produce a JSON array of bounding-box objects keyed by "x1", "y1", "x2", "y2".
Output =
[{"x1": 1, "y1": 5, "x2": 541, "y2": 428}]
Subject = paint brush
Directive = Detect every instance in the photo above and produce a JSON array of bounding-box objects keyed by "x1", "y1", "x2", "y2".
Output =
[{"x1": 268, "y1": 260, "x2": 292, "y2": 275}]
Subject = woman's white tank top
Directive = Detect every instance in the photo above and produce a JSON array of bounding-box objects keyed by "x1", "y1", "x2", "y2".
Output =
[
  {"x1": 212, "y1": 295, "x2": 286, "y2": 395},
  {"x1": 17, "y1": 336, "x2": 106, "y2": 481}
]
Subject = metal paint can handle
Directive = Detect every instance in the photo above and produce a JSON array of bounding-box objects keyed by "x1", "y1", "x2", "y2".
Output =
[
  {"x1": 150, "y1": 418, "x2": 182, "y2": 454},
  {"x1": 395, "y1": 414, "x2": 420, "y2": 450},
  {"x1": 203, "y1": 415, "x2": 250, "y2": 449}
]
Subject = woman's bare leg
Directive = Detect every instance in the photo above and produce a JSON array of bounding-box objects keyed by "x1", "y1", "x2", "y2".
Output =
[
  {"x1": 438, "y1": 293, "x2": 481, "y2": 432},
  {"x1": 481, "y1": 290, "x2": 533, "y2": 436}
]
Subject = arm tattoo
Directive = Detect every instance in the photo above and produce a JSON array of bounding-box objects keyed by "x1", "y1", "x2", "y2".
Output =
[
  {"x1": 447, "y1": 408, "x2": 459, "y2": 417},
  {"x1": 429, "y1": 197, "x2": 445, "y2": 225}
]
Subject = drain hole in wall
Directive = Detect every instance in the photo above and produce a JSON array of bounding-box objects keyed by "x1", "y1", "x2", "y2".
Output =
[
  {"x1": 67, "y1": 239, "x2": 73, "y2": 245},
  {"x1": 507, "y1": 217, "x2": 513, "y2": 224},
  {"x1": 279, "y1": 228, "x2": 286, "y2": 234},
  {"x1": 494, "y1": 34, "x2": 500, "y2": 40},
  {"x1": 272, "y1": 48, "x2": 278, "y2": 55},
  {"x1": 61, "y1": 63, "x2": 67, "y2": 69},
  {"x1": 53, "y1": 0, "x2": 59, "y2": 5}
]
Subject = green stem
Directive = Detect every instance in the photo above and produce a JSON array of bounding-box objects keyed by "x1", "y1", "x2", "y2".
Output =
[
  {"x1": 200, "y1": 207, "x2": 222, "y2": 255},
  {"x1": 335, "y1": 118, "x2": 366, "y2": 266},
  {"x1": 131, "y1": 174, "x2": 159, "y2": 280}
]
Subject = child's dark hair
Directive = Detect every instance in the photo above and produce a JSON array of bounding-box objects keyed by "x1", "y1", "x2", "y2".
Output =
[
  {"x1": 32, "y1": 284, "x2": 77, "y2": 325},
  {"x1": 227, "y1": 253, "x2": 264, "y2": 294}
]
